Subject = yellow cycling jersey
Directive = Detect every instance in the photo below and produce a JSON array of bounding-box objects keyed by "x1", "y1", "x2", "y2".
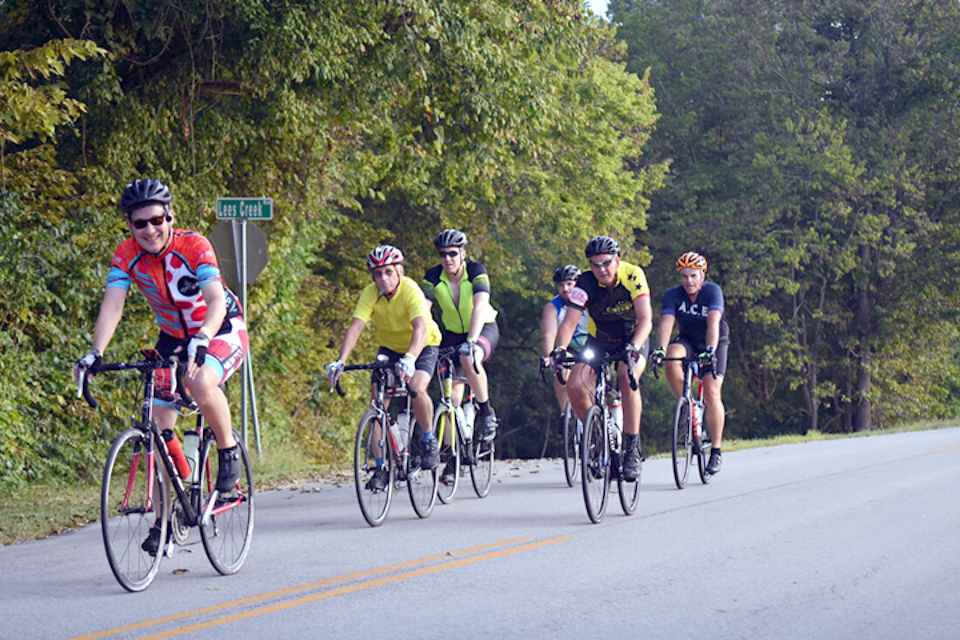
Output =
[
  {"x1": 421, "y1": 261, "x2": 498, "y2": 334},
  {"x1": 352, "y1": 276, "x2": 442, "y2": 353}
]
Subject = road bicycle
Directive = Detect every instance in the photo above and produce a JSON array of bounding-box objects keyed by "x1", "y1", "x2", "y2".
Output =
[
  {"x1": 78, "y1": 351, "x2": 254, "y2": 592},
  {"x1": 336, "y1": 355, "x2": 438, "y2": 526},
  {"x1": 556, "y1": 348, "x2": 641, "y2": 524},
  {"x1": 653, "y1": 355, "x2": 714, "y2": 488},
  {"x1": 433, "y1": 346, "x2": 494, "y2": 503}
]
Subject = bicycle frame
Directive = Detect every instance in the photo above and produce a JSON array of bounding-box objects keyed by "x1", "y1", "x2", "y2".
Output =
[{"x1": 83, "y1": 355, "x2": 241, "y2": 532}]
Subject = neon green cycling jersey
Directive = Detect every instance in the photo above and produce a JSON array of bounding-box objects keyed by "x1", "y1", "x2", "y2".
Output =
[{"x1": 421, "y1": 260, "x2": 498, "y2": 334}]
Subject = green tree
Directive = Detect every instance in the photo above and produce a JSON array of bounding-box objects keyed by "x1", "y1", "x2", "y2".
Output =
[{"x1": 614, "y1": 0, "x2": 960, "y2": 434}]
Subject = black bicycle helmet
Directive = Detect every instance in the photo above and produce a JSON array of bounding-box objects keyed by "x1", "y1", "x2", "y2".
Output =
[
  {"x1": 434, "y1": 228, "x2": 468, "y2": 250},
  {"x1": 584, "y1": 235, "x2": 620, "y2": 258},
  {"x1": 553, "y1": 264, "x2": 582, "y2": 283},
  {"x1": 120, "y1": 179, "x2": 172, "y2": 214}
]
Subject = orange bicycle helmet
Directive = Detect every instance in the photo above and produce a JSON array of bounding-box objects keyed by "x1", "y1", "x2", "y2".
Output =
[{"x1": 676, "y1": 252, "x2": 707, "y2": 271}]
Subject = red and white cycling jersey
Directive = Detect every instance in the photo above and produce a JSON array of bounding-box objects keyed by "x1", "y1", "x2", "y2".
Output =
[{"x1": 106, "y1": 229, "x2": 242, "y2": 340}]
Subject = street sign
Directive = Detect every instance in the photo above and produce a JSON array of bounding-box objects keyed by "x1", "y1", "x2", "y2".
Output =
[
  {"x1": 209, "y1": 221, "x2": 269, "y2": 292},
  {"x1": 215, "y1": 197, "x2": 273, "y2": 220}
]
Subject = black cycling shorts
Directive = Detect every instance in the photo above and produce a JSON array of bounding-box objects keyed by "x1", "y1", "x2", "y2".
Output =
[{"x1": 670, "y1": 336, "x2": 729, "y2": 378}]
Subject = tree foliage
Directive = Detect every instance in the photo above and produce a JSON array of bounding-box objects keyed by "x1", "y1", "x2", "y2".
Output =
[
  {"x1": 614, "y1": 0, "x2": 960, "y2": 433},
  {"x1": 0, "y1": 0, "x2": 662, "y2": 487}
]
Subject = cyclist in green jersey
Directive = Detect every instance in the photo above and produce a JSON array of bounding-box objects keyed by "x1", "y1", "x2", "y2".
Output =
[{"x1": 422, "y1": 229, "x2": 500, "y2": 456}]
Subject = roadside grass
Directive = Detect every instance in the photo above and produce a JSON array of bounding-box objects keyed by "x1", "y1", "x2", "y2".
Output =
[{"x1": 1, "y1": 419, "x2": 956, "y2": 546}]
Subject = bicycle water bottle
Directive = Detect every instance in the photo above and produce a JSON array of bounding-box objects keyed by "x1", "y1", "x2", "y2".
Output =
[
  {"x1": 609, "y1": 394, "x2": 623, "y2": 445},
  {"x1": 693, "y1": 401, "x2": 704, "y2": 439},
  {"x1": 162, "y1": 429, "x2": 192, "y2": 480},
  {"x1": 461, "y1": 402, "x2": 475, "y2": 439},
  {"x1": 182, "y1": 429, "x2": 200, "y2": 483},
  {"x1": 394, "y1": 411, "x2": 411, "y2": 449}
]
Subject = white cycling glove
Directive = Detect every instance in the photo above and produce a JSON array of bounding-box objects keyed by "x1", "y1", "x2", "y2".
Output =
[
  {"x1": 187, "y1": 331, "x2": 211, "y2": 366},
  {"x1": 395, "y1": 355, "x2": 416, "y2": 381},
  {"x1": 325, "y1": 360, "x2": 345, "y2": 388}
]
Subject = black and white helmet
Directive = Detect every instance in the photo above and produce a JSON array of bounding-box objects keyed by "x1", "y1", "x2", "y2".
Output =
[
  {"x1": 120, "y1": 179, "x2": 172, "y2": 214},
  {"x1": 434, "y1": 228, "x2": 468, "y2": 250},
  {"x1": 584, "y1": 235, "x2": 620, "y2": 258},
  {"x1": 366, "y1": 245, "x2": 405, "y2": 270},
  {"x1": 553, "y1": 264, "x2": 582, "y2": 283}
]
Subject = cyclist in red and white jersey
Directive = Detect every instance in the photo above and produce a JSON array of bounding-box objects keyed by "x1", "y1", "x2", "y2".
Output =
[{"x1": 74, "y1": 180, "x2": 248, "y2": 517}]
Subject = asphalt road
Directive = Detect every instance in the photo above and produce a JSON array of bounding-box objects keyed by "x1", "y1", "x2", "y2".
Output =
[{"x1": 2, "y1": 427, "x2": 958, "y2": 640}]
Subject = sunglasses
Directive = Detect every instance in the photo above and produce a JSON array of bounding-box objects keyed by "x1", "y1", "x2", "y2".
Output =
[
  {"x1": 439, "y1": 250, "x2": 460, "y2": 258},
  {"x1": 590, "y1": 258, "x2": 615, "y2": 269},
  {"x1": 131, "y1": 215, "x2": 167, "y2": 230}
]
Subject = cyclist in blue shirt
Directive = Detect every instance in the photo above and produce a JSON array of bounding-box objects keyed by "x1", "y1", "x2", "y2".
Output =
[
  {"x1": 650, "y1": 252, "x2": 729, "y2": 474},
  {"x1": 540, "y1": 265, "x2": 589, "y2": 417}
]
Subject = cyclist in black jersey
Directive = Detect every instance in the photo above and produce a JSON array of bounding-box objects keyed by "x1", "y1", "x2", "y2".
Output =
[
  {"x1": 650, "y1": 252, "x2": 728, "y2": 474},
  {"x1": 551, "y1": 236, "x2": 653, "y2": 481},
  {"x1": 421, "y1": 230, "x2": 500, "y2": 462}
]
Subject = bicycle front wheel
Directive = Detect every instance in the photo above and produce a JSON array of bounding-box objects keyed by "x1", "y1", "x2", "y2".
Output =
[
  {"x1": 435, "y1": 406, "x2": 461, "y2": 504},
  {"x1": 561, "y1": 401, "x2": 578, "y2": 487},
  {"x1": 581, "y1": 405, "x2": 610, "y2": 524},
  {"x1": 697, "y1": 408, "x2": 713, "y2": 485},
  {"x1": 672, "y1": 397, "x2": 693, "y2": 490},
  {"x1": 101, "y1": 427, "x2": 168, "y2": 592},
  {"x1": 354, "y1": 410, "x2": 394, "y2": 527},
  {"x1": 199, "y1": 431, "x2": 254, "y2": 575},
  {"x1": 470, "y1": 435, "x2": 494, "y2": 498},
  {"x1": 407, "y1": 420, "x2": 439, "y2": 518}
]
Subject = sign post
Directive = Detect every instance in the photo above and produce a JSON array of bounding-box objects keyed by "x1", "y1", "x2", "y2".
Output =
[{"x1": 214, "y1": 197, "x2": 272, "y2": 456}]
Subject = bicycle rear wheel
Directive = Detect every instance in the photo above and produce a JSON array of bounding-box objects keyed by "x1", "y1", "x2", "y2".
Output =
[
  {"x1": 407, "y1": 421, "x2": 438, "y2": 518},
  {"x1": 435, "y1": 406, "x2": 461, "y2": 504},
  {"x1": 581, "y1": 405, "x2": 610, "y2": 524},
  {"x1": 101, "y1": 427, "x2": 168, "y2": 592},
  {"x1": 561, "y1": 401, "x2": 578, "y2": 487},
  {"x1": 470, "y1": 435, "x2": 494, "y2": 498},
  {"x1": 618, "y1": 433, "x2": 641, "y2": 515},
  {"x1": 354, "y1": 410, "x2": 394, "y2": 526},
  {"x1": 199, "y1": 431, "x2": 254, "y2": 575},
  {"x1": 672, "y1": 397, "x2": 693, "y2": 489}
]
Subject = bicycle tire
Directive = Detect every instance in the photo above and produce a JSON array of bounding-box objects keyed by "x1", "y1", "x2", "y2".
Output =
[
  {"x1": 581, "y1": 405, "x2": 610, "y2": 523},
  {"x1": 697, "y1": 405, "x2": 713, "y2": 484},
  {"x1": 407, "y1": 417, "x2": 439, "y2": 518},
  {"x1": 561, "y1": 401, "x2": 578, "y2": 487},
  {"x1": 101, "y1": 427, "x2": 168, "y2": 592},
  {"x1": 435, "y1": 405, "x2": 461, "y2": 504},
  {"x1": 354, "y1": 410, "x2": 394, "y2": 526},
  {"x1": 199, "y1": 431, "x2": 254, "y2": 575},
  {"x1": 618, "y1": 432, "x2": 641, "y2": 515},
  {"x1": 470, "y1": 435, "x2": 494, "y2": 498},
  {"x1": 672, "y1": 397, "x2": 693, "y2": 489}
]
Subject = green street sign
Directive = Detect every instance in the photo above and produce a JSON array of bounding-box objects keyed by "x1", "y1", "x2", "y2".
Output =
[{"x1": 216, "y1": 197, "x2": 273, "y2": 220}]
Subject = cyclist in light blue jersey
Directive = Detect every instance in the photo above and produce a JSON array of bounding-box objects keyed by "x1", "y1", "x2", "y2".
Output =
[{"x1": 541, "y1": 265, "x2": 589, "y2": 415}]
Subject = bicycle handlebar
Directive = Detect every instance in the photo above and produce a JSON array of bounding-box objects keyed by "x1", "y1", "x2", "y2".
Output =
[
  {"x1": 553, "y1": 352, "x2": 639, "y2": 391},
  {"x1": 652, "y1": 355, "x2": 716, "y2": 380},
  {"x1": 77, "y1": 354, "x2": 195, "y2": 409},
  {"x1": 332, "y1": 361, "x2": 418, "y2": 398}
]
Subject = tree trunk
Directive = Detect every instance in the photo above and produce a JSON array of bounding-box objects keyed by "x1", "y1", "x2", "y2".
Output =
[{"x1": 853, "y1": 244, "x2": 873, "y2": 431}]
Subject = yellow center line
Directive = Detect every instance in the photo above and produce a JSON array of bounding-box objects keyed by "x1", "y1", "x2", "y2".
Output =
[
  {"x1": 134, "y1": 536, "x2": 569, "y2": 640},
  {"x1": 927, "y1": 443, "x2": 960, "y2": 452},
  {"x1": 70, "y1": 537, "x2": 530, "y2": 640}
]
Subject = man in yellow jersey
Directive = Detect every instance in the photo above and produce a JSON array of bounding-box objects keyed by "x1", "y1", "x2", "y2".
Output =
[
  {"x1": 552, "y1": 236, "x2": 653, "y2": 481},
  {"x1": 421, "y1": 229, "x2": 500, "y2": 447},
  {"x1": 326, "y1": 245, "x2": 443, "y2": 489}
]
